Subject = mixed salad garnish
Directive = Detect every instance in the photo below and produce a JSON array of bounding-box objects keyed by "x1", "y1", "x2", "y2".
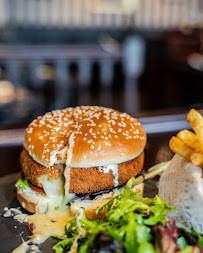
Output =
[{"x1": 53, "y1": 188, "x2": 203, "y2": 253}]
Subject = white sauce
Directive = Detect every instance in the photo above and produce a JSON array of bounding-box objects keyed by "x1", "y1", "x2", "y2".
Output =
[
  {"x1": 12, "y1": 240, "x2": 41, "y2": 253},
  {"x1": 66, "y1": 131, "x2": 75, "y2": 166},
  {"x1": 3, "y1": 207, "x2": 28, "y2": 223},
  {"x1": 12, "y1": 241, "x2": 29, "y2": 253},
  {"x1": 69, "y1": 208, "x2": 86, "y2": 253},
  {"x1": 49, "y1": 150, "x2": 61, "y2": 166},
  {"x1": 64, "y1": 166, "x2": 76, "y2": 203},
  {"x1": 3, "y1": 207, "x2": 21, "y2": 217},
  {"x1": 99, "y1": 164, "x2": 119, "y2": 187},
  {"x1": 62, "y1": 131, "x2": 76, "y2": 203},
  {"x1": 14, "y1": 214, "x2": 28, "y2": 223},
  {"x1": 64, "y1": 166, "x2": 71, "y2": 195},
  {"x1": 29, "y1": 244, "x2": 41, "y2": 253}
]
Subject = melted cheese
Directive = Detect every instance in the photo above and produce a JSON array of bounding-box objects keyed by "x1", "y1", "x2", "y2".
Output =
[
  {"x1": 38, "y1": 174, "x2": 65, "y2": 212},
  {"x1": 28, "y1": 173, "x2": 75, "y2": 244},
  {"x1": 99, "y1": 164, "x2": 119, "y2": 187},
  {"x1": 28, "y1": 209, "x2": 74, "y2": 244},
  {"x1": 12, "y1": 139, "x2": 125, "y2": 251}
]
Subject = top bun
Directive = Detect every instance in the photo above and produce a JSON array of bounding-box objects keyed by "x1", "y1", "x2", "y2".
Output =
[{"x1": 24, "y1": 106, "x2": 146, "y2": 168}]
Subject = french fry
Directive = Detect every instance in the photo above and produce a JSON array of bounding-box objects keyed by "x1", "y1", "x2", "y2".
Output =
[
  {"x1": 187, "y1": 109, "x2": 203, "y2": 148},
  {"x1": 169, "y1": 136, "x2": 203, "y2": 167},
  {"x1": 169, "y1": 109, "x2": 203, "y2": 168},
  {"x1": 194, "y1": 146, "x2": 203, "y2": 153},
  {"x1": 190, "y1": 153, "x2": 203, "y2": 168},
  {"x1": 177, "y1": 129, "x2": 201, "y2": 150},
  {"x1": 169, "y1": 136, "x2": 194, "y2": 161}
]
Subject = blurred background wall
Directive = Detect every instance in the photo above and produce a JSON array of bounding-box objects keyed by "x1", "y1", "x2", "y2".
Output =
[{"x1": 0, "y1": 0, "x2": 202, "y2": 126}]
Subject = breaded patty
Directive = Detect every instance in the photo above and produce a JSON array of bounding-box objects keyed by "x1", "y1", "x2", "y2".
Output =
[
  {"x1": 20, "y1": 148, "x2": 144, "y2": 194},
  {"x1": 20, "y1": 148, "x2": 63, "y2": 188},
  {"x1": 69, "y1": 152, "x2": 144, "y2": 194}
]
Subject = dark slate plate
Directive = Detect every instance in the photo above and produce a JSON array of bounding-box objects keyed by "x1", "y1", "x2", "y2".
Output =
[
  {"x1": 0, "y1": 173, "x2": 60, "y2": 253},
  {"x1": 0, "y1": 173, "x2": 158, "y2": 253}
]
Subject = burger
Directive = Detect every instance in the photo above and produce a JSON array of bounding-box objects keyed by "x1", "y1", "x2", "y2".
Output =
[{"x1": 16, "y1": 106, "x2": 146, "y2": 219}]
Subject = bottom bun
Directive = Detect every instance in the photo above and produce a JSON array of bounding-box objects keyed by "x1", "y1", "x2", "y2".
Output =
[
  {"x1": 17, "y1": 183, "x2": 144, "y2": 219},
  {"x1": 17, "y1": 188, "x2": 48, "y2": 214}
]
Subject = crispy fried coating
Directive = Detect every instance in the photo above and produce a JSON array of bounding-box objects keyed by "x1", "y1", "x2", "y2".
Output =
[
  {"x1": 20, "y1": 148, "x2": 63, "y2": 188},
  {"x1": 20, "y1": 148, "x2": 144, "y2": 194},
  {"x1": 69, "y1": 152, "x2": 144, "y2": 194}
]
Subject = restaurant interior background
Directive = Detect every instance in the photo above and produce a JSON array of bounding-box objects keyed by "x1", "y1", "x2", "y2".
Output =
[{"x1": 0, "y1": 0, "x2": 203, "y2": 127}]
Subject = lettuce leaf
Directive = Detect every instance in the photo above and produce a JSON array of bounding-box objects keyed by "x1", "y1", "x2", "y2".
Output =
[
  {"x1": 15, "y1": 176, "x2": 30, "y2": 190},
  {"x1": 53, "y1": 188, "x2": 203, "y2": 253},
  {"x1": 53, "y1": 189, "x2": 174, "y2": 253},
  {"x1": 191, "y1": 228, "x2": 203, "y2": 250}
]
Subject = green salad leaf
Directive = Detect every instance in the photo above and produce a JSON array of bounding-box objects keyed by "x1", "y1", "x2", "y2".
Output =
[
  {"x1": 178, "y1": 236, "x2": 188, "y2": 249},
  {"x1": 52, "y1": 163, "x2": 203, "y2": 253},
  {"x1": 53, "y1": 189, "x2": 176, "y2": 253},
  {"x1": 191, "y1": 228, "x2": 203, "y2": 250},
  {"x1": 15, "y1": 176, "x2": 30, "y2": 190}
]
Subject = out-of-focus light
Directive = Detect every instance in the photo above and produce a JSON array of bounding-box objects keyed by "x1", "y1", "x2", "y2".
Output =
[
  {"x1": 36, "y1": 65, "x2": 55, "y2": 81},
  {"x1": 86, "y1": 0, "x2": 139, "y2": 14},
  {"x1": 99, "y1": 34, "x2": 120, "y2": 54},
  {"x1": 187, "y1": 53, "x2": 203, "y2": 72},
  {"x1": 0, "y1": 80, "x2": 16, "y2": 104}
]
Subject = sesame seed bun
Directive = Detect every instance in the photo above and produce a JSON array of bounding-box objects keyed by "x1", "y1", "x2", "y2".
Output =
[
  {"x1": 17, "y1": 106, "x2": 147, "y2": 216},
  {"x1": 24, "y1": 106, "x2": 146, "y2": 168},
  {"x1": 16, "y1": 188, "x2": 48, "y2": 214},
  {"x1": 20, "y1": 148, "x2": 63, "y2": 189}
]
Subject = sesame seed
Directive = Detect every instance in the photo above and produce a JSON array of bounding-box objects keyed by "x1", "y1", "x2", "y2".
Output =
[{"x1": 25, "y1": 106, "x2": 144, "y2": 164}]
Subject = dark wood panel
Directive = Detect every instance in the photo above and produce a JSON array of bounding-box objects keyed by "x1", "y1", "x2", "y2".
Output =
[{"x1": 0, "y1": 145, "x2": 22, "y2": 177}]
